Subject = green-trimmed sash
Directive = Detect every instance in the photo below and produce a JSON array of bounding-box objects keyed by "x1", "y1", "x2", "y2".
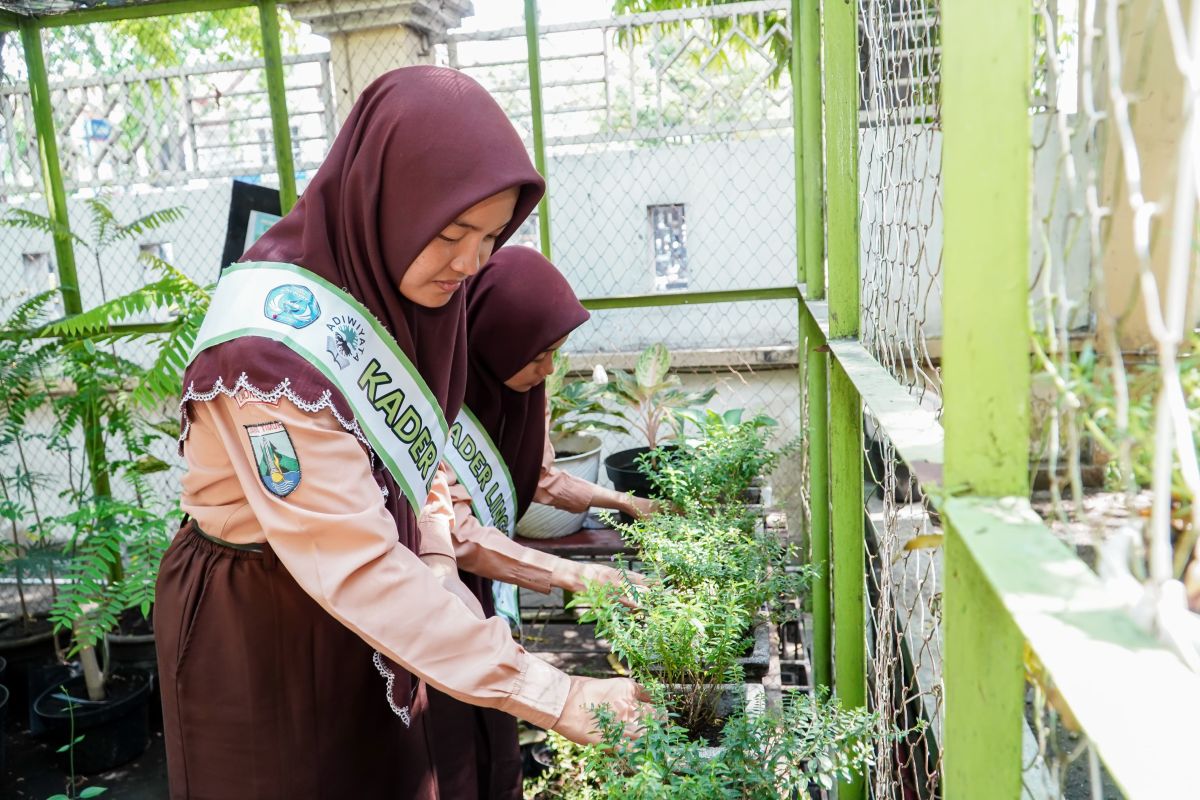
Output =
[
  {"x1": 189, "y1": 261, "x2": 450, "y2": 512},
  {"x1": 445, "y1": 406, "x2": 521, "y2": 629}
]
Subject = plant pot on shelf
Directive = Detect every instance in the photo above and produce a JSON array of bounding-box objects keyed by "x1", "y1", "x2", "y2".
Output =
[
  {"x1": 0, "y1": 616, "x2": 58, "y2": 727},
  {"x1": 664, "y1": 682, "x2": 766, "y2": 757},
  {"x1": 603, "y1": 445, "x2": 678, "y2": 524},
  {"x1": 737, "y1": 615, "x2": 772, "y2": 682},
  {"x1": 0, "y1": 683, "x2": 7, "y2": 775},
  {"x1": 106, "y1": 609, "x2": 157, "y2": 675},
  {"x1": 33, "y1": 669, "x2": 152, "y2": 774},
  {"x1": 517, "y1": 434, "x2": 602, "y2": 540}
]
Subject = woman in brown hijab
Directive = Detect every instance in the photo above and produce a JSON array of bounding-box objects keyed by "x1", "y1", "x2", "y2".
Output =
[
  {"x1": 428, "y1": 248, "x2": 657, "y2": 798},
  {"x1": 154, "y1": 67, "x2": 651, "y2": 799}
]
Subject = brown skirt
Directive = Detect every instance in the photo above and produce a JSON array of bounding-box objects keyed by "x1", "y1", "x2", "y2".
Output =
[
  {"x1": 426, "y1": 687, "x2": 523, "y2": 800},
  {"x1": 154, "y1": 522, "x2": 439, "y2": 799}
]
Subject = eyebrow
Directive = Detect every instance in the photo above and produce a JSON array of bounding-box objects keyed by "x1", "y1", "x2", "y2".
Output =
[{"x1": 448, "y1": 218, "x2": 511, "y2": 234}]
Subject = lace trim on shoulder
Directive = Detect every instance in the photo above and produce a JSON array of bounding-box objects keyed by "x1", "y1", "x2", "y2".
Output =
[{"x1": 179, "y1": 373, "x2": 371, "y2": 453}]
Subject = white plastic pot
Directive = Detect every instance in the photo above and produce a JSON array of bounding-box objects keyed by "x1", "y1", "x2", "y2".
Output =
[{"x1": 516, "y1": 433, "x2": 602, "y2": 539}]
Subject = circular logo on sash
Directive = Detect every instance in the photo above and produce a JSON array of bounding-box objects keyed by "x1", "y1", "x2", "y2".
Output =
[
  {"x1": 264, "y1": 284, "x2": 321, "y2": 329},
  {"x1": 326, "y1": 314, "x2": 367, "y2": 370}
]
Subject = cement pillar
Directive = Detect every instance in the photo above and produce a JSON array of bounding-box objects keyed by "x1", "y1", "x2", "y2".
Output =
[{"x1": 285, "y1": 0, "x2": 474, "y2": 123}]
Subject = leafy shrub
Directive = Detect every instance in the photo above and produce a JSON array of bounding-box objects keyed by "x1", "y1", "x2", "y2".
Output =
[
  {"x1": 641, "y1": 411, "x2": 797, "y2": 513},
  {"x1": 525, "y1": 690, "x2": 888, "y2": 800}
]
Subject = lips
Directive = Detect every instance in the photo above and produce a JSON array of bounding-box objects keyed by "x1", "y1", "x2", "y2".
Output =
[{"x1": 434, "y1": 280, "x2": 462, "y2": 293}]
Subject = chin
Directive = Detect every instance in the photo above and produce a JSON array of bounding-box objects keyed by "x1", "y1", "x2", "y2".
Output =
[{"x1": 417, "y1": 290, "x2": 453, "y2": 309}]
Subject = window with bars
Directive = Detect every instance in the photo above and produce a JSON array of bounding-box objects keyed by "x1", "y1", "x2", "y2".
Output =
[{"x1": 648, "y1": 203, "x2": 688, "y2": 292}]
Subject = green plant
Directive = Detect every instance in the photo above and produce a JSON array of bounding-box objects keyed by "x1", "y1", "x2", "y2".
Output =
[
  {"x1": 619, "y1": 510, "x2": 814, "y2": 615},
  {"x1": 575, "y1": 576, "x2": 750, "y2": 734},
  {"x1": 526, "y1": 690, "x2": 888, "y2": 799},
  {"x1": 47, "y1": 685, "x2": 109, "y2": 800},
  {"x1": 596, "y1": 344, "x2": 715, "y2": 449},
  {"x1": 547, "y1": 351, "x2": 627, "y2": 439},
  {"x1": 641, "y1": 411, "x2": 795, "y2": 512},
  {"x1": 0, "y1": 291, "x2": 64, "y2": 626},
  {"x1": 2, "y1": 199, "x2": 201, "y2": 699}
]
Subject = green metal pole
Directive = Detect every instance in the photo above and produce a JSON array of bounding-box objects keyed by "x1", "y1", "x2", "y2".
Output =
[
  {"x1": 524, "y1": 0, "x2": 552, "y2": 259},
  {"x1": 258, "y1": 0, "x2": 297, "y2": 213},
  {"x1": 823, "y1": 0, "x2": 865, "y2": 796},
  {"x1": 21, "y1": 19, "x2": 112, "y2": 504},
  {"x1": 792, "y1": 0, "x2": 831, "y2": 695},
  {"x1": 21, "y1": 19, "x2": 80, "y2": 317},
  {"x1": 941, "y1": 0, "x2": 1031, "y2": 794}
]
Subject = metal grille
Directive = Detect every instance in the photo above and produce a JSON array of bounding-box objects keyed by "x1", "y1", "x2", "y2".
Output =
[
  {"x1": 442, "y1": 1, "x2": 805, "y2": 520},
  {"x1": 1025, "y1": 0, "x2": 1199, "y2": 795},
  {"x1": 854, "y1": 0, "x2": 945, "y2": 796}
]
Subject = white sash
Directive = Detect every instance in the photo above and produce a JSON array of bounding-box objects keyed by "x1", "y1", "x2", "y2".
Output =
[
  {"x1": 445, "y1": 406, "x2": 521, "y2": 628},
  {"x1": 190, "y1": 261, "x2": 449, "y2": 512}
]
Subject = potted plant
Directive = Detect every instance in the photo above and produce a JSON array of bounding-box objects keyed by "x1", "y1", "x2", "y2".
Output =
[
  {"x1": 642, "y1": 409, "x2": 795, "y2": 528},
  {"x1": 525, "y1": 688, "x2": 888, "y2": 798},
  {"x1": 596, "y1": 343, "x2": 715, "y2": 509},
  {"x1": 0, "y1": 291, "x2": 68, "y2": 721},
  {"x1": 6, "y1": 199, "x2": 209, "y2": 678},
  {"x1": 608, "y1": 509, "x2": 814, "y2": 682},
  {"x1": 31, "y1": 491, "x2": 170, "y2": 773},
  {"x1": 518, "y1": 351, "x2": 624, "y2": 539}
]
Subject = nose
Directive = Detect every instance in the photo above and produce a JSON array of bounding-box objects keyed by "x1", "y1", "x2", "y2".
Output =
[{"x1": 449, "y1": 251, "x2": 480, "y2": 277}]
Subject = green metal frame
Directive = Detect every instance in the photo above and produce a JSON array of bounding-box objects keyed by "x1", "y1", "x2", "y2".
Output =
[
  {"x1": 10, "y1": 0, "x2": 296, "y2": 499},
  {"x1": 258, "y1": 0, "x2": 297, "y2": 212},
  {"x1": 821, "y1": 0, "x2": 866, "y2": 797},
  {"x1": 524, "y1": 0, "x2": 552, "y2": 259},
  {"x1": 795, "y1": 0, "x2": 831, "y2": 695},
  {"x1": 940, "y1": 0, "x2": 1030, "y2": 795},
  {"x1": 10, "y1": 4, "x2": 1199, "y2": 796}
]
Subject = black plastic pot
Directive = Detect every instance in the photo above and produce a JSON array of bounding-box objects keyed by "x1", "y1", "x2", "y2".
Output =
[
  {"x1": 0, "y1": 618, "x2": 58, "y2": 727},
  {"x1": 603, "y1": 446, "x2": 658, "y2": 497},
  {"x1": 33, "y1": 670, "x2": 152, "y2": 774},
  {"x1": 106, "y1": 631, "x2": 157, "y2": 674},
  {"x1": 0, "y1": 683, "x2": 8, "y2": 774}
]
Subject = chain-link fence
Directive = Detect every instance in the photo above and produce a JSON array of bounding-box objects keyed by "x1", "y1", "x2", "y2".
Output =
[
  {"x1": 441, "y1": 0, "x2": 804, "y2": 514},
  {"x1": 852, "y1": 1, "x2": 945, "y2": 796},
  {"x1": 1023, "y1": 0, "x2": 1200, "y2": 795},
  {"x1": 0, "y1": 5, "x2": 335, "y2": 619}
]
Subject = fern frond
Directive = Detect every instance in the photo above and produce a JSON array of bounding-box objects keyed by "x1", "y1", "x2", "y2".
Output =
[
  {"x1": 1, "y1": 208, "x2": 88, "y2": 248},
  {"x1": 117, "y1": 205, "x2": 186, "y2": 241}
]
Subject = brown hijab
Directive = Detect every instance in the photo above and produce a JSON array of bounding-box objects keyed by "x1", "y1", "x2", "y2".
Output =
[
  {"x1": 180, "y1": 66, "x2": 544, "y2": 703},
  {"x1": 463, "y1": 247, "x2": 590, "y2": 521}
]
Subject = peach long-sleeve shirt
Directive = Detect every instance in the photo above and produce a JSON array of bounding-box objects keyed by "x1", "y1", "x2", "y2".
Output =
[
  {"x1": 179, "y1": 394, "x2": 571, "y2": 728},
  {"x1": 436, "y1": 409, "x2": 600, "y2": 592}
]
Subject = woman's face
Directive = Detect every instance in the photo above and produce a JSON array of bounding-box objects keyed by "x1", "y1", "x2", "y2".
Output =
[
  {"x1": 400, "y1": 187, "x2": 520, "y2": 308},
  {"x1": 504, "y1": 335, "x2": 569, "y2": 393}
]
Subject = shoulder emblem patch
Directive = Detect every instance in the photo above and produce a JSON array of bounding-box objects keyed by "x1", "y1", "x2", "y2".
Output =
[
  {"x1": 264, "y1": 283, "x2": 321, "y2": 329},
  {"x1": 245, "y1": 421, "x2": 302, "y2": 497}
]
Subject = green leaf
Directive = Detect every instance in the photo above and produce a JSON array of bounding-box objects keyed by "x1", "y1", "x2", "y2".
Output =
[
  {"x1": 80, "y1": 787, "x2": 109, "y2": 798},
  {"x1": 634, "y1": 343, "x2": 670, "y2": 388}
]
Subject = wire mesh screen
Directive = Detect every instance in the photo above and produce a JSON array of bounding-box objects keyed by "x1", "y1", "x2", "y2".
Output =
[
  {"x1": 443, "y1": 2, "x2": 804, "y2": 520},
  {"x1": 853, "y1": 0, "x2": 945, "y2": 796},
  {"x1": 0, "y1": 8, "x2": 339, "y2": 620},
  {"x1": 1026, "y1": 0, "x2": 1199, "y2": 794}
]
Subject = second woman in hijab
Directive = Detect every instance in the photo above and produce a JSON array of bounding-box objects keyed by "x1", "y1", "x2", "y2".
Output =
[{"x1": 429, "y1": 247, "x2": 660, "y2": 798}]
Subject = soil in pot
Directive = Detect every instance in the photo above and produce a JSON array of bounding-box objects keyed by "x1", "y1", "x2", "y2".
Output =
[{"x1": 34, "y1": 670, "x2": 152, "y2": 774}]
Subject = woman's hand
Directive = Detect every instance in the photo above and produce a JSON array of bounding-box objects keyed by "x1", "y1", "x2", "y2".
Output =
[
  {"x1": 563, "y1": 562, "x2": 648, "y2": 609},
  {"x1": 623, "y1": 494, "x2": 659, "y2": 519},
  {"x1": 551, "y1": 677, "x2": 656, "y2": 744}
]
